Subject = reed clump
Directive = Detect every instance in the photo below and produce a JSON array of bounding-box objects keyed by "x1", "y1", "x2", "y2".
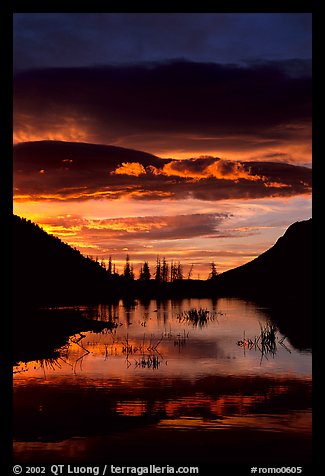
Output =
[
  {"x1": 177, "y1": 308, "x2": 215, "y2": 327},
  {"x1": 237, "y1": 321, "x2": 290, "y2": 362}
]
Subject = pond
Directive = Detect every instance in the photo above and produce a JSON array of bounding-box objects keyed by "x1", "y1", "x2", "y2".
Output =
[{"x1": 13, "y1": 298, "x2": 312, "y2": 466}]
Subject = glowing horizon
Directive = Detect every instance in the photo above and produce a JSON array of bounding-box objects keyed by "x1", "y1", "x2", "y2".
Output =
[{"x1": 13, "y1": 191, "x2": 312, "y2": 279}]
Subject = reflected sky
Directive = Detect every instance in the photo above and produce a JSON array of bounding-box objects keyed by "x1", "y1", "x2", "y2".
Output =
[
  {"x1": 14, "y1": 298, "x2": 312, "y2": 382},
  {"x1": 13, "y1": 298, "x2": 312, "y2": 463}
]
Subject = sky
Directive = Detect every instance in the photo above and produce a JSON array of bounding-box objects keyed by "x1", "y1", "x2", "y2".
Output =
[{"x1": 13, "y1": 13, "x2": 312, "y2": 278}]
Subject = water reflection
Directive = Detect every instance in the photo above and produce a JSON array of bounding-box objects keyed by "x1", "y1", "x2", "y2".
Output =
[{"x1": 13, "y1": 298, "x2": 312, "y2": 464}]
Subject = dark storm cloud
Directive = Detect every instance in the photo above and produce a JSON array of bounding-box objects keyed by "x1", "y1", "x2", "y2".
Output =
[
  {"x1": 13, "y1": 13, "x2": 312, "y2": 72},
  {"x1": 13, "y1": 141, "x2": 312, "y2": 202},
  {"x1": 14, "y1": 60, "x2": 311, "y2": 147}
]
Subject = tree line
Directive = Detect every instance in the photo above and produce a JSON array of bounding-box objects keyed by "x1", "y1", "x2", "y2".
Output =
[{"x1": 88, "y1": 254, "x2": 219, "y2": 282}]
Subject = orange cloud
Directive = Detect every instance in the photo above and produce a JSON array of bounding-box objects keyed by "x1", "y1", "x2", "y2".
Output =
[
  {"x1": 205, "y1": 161, "x2": 261, "y2": 181},
  {"x1": 112, "y1": 158, "x2": 264, "y2": 182},
  {"x1": 14, "y1": 190, "x2": 129, "y2": 202},
  {"x1": 85, "y1": 218, "x2": 166, "y2": 233},
  {"x1": 160, "y1": 159, "x2": 263, "y2": 181},
  {"x1": 264, "y1": 181, "x2": 291, "y2": 188},
  {"x1": 128, "y1": 190, "x2": 174, "y2": 200},
  {"x1": 40, "y1": 224, "x2": 82, "y2": 236},
  {"x1": 113, "y1": 162, "x2": 147, "y2": 176}
]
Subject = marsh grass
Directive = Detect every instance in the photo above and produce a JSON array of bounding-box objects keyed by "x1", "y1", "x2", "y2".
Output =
[
  {"x1": 259, "y1": 322, "x2": 277, "y2": 354},
  {"x1": 174, "y1": 329, "x2": 190, "y2": 348},
  {"x1": 237, "y1": 321, "x2": 291, "y2": 363},
  {"x1": 134, "y1": 354, "x2": 161, "y2": 369},
  {"x1": 120, "y1": 333, "x2": 164, "y2": 369},
  {"x1": 177, "y1": 308, "x2": 215, "y2": 328}
]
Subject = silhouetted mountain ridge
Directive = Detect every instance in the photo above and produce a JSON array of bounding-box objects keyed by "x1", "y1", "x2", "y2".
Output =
[
  {"x1": 215, "y1": 218, "x2": 312, "y2": 300},
  {"x1": 13, "y1": 215, "x2": 112, "y2": 307},
  {"x1": 13, "y1": 215, "x2": 312, "y2": 306}
]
